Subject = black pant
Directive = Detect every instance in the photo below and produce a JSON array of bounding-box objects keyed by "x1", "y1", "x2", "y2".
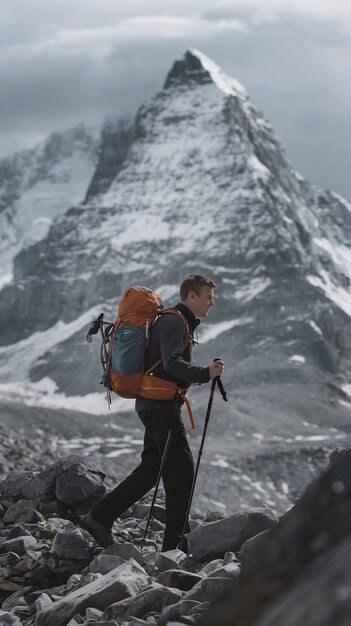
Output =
[{"x1": 91, "y1": 408, "x2": 194, "y2": 551}]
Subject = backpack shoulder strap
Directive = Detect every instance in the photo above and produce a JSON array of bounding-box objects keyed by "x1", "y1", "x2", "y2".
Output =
[
  {"x1": 144, "y1": 308, "x2": 191, "y2": 376},
  {"x1": 160, "y1": 308, "x2": 191, "y2": 350}
]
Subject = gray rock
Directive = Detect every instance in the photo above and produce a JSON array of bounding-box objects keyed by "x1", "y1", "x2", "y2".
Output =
[
  {"x1": 199, "y1": 576, "x2": 236, "y2": 603},
  {"x1": 0, "y1": 552, "x2": 21, "y2": 567},
  {"x1": 223, "y1": 551, "x2": 236, "y2": 565},
  {"x1": 2, "y1": 586, "x2": 32, "y2": 611},
  {"x1": 35, "y1": 558, "x2": 149, "y2": 626},
  {"x1": 0, "y1": 534, "x2": 37, "y2": 556},
  {"x1": 0, "y1": 610, "x2": 22, "y2": 625},
  {"x1": 208, "y1": 562, "x2": 241, "y2": 581},
  {"x1": 0, "y1": 471, "x2": 33, "y2": 499},
  {"x1": 21, "y1": 456, "x2": 105, "y2": 503},
  {"x1": 102, "y1": 585, "x2": 183, "y2": 622},
  {"x1": 131, "y1": 503, "x2": 154, "y2": 519},
  {"x1": 197, "y1": 559, "x2": 223, "y2": 576},
  {"x1": 155, "y1": 549, "x2": 187, "y2": 573},
  {"x1": 55, "y1": 466, "x2": 106, "y2": 505},
  {"x1": 255, "y1": 538, "x2": 351, "y2": 626},
  {"x1": 102, "y1": 542, "x2": 144, "y2": 566},
  {"x1": 52, "y1": 528, "x2": 90, "y2": 560},
  {"x1": 156, "y1": 569, "x2": 203, "y2": 591},
  {"x1": 184, "y1": 562, "x2": 240, "y2": 604},
  {"x1": 239, "y1": 530, "x2": 270, "y2": 569},
  {"x1": 37, "y1": 517, "x2": 76, "y2": 540},
  {"x1": 88, "y1": 554, "x2": 125, "y2": 574},
  {"x1": 3, "y1": 500, "x2": 39, "y2": 524},
  {"x1": 158, "y1": 600, "x2": 202, "y2": 626},
  {"x1": 186, "y1": 506, "x2": 277, "y2": 561},
  {"x1": 203, "y1": 510, "x2": 226, "y2": 522},
  {"x1": 198, "y1": 449, "x2": 351, "y2": 626},
  {"x1": 35, "y1": 593, "x2": 53, "y2": 611},
  {"x1": 7, "y1": 525, "x2": 33, "y2": 540},
  {"x1": 85, "y1": 606, "x2": 103, "y2": 620}
]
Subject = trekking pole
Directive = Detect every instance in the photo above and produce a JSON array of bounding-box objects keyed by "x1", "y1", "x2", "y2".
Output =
[
  {"x1": 143, "y1": 426, "x2": 173, "y2": 542},
  {"x1": 179, "y1": 359, "x2": 227, "y2": 549}
]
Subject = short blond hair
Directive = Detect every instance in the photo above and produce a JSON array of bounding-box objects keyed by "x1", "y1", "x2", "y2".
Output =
[{"x1": 180, "y1": 274, "x2": 216, "y2": 301}]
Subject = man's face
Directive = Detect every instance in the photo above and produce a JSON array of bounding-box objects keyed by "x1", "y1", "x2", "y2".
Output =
[{"x1": 190, "y1": 286, "x2": 215, "y2": 318}]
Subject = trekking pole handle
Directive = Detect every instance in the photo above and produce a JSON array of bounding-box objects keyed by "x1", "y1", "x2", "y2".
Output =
[{"x1": 213, "y1": 358, "x2": 227, "y2": 401}]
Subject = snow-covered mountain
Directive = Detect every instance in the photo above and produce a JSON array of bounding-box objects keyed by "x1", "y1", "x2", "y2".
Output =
[
  {"x1": 0, "y1": 49, "x2": 350, "y2": 435},
  {"x1": 0, "y1": 123, "x2": 101, "y2": 290}
]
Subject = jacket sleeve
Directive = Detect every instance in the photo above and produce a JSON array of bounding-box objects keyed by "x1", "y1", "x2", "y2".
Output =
[{"x1": 158, "y1": 315, "x2": 210, "y2": 384}]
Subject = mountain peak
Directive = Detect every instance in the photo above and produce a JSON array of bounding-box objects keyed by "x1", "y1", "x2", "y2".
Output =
[{"x1": 164, "y1": 48, "x2": 246, "y2": 99}]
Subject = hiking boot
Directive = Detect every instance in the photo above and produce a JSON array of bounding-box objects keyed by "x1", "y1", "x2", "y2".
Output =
[{"x1": 80, "y1": 512, "x2": 116, "y2": 548}]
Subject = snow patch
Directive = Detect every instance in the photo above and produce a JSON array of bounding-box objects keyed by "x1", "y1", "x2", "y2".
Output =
[
  {"x1": 0, "y1": 306, "x2": 103, "y2": 381},
  {"x1": 0, "y1": 381, "x2": 134, "y2": 415},
  {"x1": 307, "y1": 270, "x2": 351, "y2": 318},
  {"x1": 289, "y1": 355, "x2": 306, "y2": 364},
  {"x1": 199, "y1": 318, "x2": 252, "y2": 344},
  {"x1": 232, "y1": 277, "x2": 271, "y2": 303},
  {"x1": 342, "y1": 384, "x2": 351, "y2": 399},
  {"x1": 0, "y1": 273, "x2": 13, "y2": 291},
  {"x1": 313, "y1": 238, "x2": 351, "y2": 282},
  {"x1": 309, "y1": 320, "x2": 323, "y2": 336},
  {"x1": 248, "y1": 154, "x2": 270, "y2": 181}
]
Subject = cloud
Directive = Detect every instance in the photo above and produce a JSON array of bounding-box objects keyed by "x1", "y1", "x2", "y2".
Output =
[
  {"x1": 2, "y1": 14, "x2": 249, "y2": 58},
  {"x1": 0, "y1": 1, "x2": 350, "y2": 199}
]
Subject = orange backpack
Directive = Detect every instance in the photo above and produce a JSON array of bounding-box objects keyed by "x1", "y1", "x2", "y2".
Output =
[{"x1": 92, "y1": 286, "x2": 195, "y2": 427}]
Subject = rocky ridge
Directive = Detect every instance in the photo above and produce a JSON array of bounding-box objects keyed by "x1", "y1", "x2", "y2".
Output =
[{"x1": 0, "y1": 449, "x2": 350, "y2": 626}]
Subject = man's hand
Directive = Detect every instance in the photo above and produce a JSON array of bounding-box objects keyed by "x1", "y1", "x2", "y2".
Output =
[{"x1": 209, "y1": 360, "x2": 224, "y2": 379}]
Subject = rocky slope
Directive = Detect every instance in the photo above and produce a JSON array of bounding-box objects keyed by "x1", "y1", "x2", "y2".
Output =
[{"x1": 0, "y1": 449, "x2": 350, "y2": 626}]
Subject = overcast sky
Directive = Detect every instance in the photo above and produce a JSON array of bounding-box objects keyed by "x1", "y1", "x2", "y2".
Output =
[{"x1": 1, "y1": 0, "x2": 351, "y2": 199}]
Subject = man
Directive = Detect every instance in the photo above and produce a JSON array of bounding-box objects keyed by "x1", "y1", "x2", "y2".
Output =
[{"x1": 82, "y1": 274, "x2": 224, "y2": 550}]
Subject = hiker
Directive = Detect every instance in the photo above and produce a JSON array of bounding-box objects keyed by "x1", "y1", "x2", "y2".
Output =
[{"x1": 82, "y1": 274, "x2": 224, "y2": 550}]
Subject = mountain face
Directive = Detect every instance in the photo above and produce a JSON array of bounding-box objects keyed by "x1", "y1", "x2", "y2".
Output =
[
  {"x1": 0, "y1": 123, "x2": 101, "y2": 290},
  {"x1": 0, "y1": 49, "x2": 350, "y2": 437}
]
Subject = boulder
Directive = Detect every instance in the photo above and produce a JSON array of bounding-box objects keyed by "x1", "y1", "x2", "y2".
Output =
[
  {"x1": 255, "y1": 537, "x2": 351, "y2": 626},
  {"x1": 21, "y1": 456, "x2": 106, "y2": 503},
  {"x1": 35, "y1": 558, "x2": 149, "y2": 626},
  {"x1": 55, "y1": 466, "x2": 105, "y2": 506},
  {"x1": 155, "y1": 549, "x2": 187, "y2": 573},
  {"x1": 102, "y1": 542, "x2": 144, "y2": 566},
  {"x1": 0, "y1": 535, "x2": 37, "y2": 556},
  {"x1": 88, "y1": 555, "x2": 125, "y2": 575},
  {"x1": 52, "y1": 528, "x2": 90, "y2": 560},
  {"x1": 186, "y1": 506, "x2": 277, "y2": 561},
  {"x1": 198, "y1": 448, "x2": 351, "y2": 626}
]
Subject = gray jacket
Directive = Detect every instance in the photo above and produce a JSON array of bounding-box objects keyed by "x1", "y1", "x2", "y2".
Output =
[{"x1": 135, "y1": 303, "x2": 210, "y2": 412}]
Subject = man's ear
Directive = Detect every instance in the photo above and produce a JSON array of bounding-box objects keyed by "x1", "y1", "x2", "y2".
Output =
[{"x1": 188, "y1": 290, "x2": 196, "y2": 301}]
